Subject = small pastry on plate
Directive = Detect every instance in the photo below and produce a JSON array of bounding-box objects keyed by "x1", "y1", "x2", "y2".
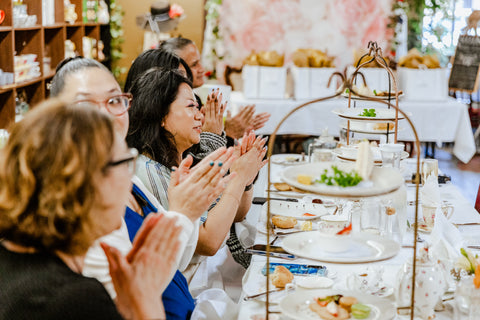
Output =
[
  {"x1": 373, "y1": 122, "x2": 395, "y2": 131},
  {"x1": 273, "y1": 182, "x2": 291, "y2": 191},
  {"x1": 297, "y1": 174, "x2": 313, "y2": 185},
  {"x1": 339, "y1": 296, "x2": 358, "y2": 312},
  {"x1": 272, "y1": 215, "x2": 297, "y2": 229},
  {"x1": 270, "y1": 265, "x2": 294, "y2": 288},
  {"x1": 301, "y1": 221, "x2": 312, "y2": 231}
]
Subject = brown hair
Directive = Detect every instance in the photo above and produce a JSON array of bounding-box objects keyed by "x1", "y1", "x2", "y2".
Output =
[{"x1": 0, "y1": 99, "x2": 115, "y2": 255}]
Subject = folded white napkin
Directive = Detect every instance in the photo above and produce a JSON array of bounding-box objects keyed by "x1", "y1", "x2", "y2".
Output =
[
  {"x1": 191, "y1": 288, "x2": 239, "y2": 320},
  {"x1": 430, "y1": 206, "x2": 464, "y2": 261},
  {"x1": 421, "y1": 174, "x2": 441, "y2": 206}
]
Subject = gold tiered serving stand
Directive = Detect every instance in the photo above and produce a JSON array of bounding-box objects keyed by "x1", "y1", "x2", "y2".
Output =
[{"x1": 264, "y1": 42, "x2": 422, "y2": 320}]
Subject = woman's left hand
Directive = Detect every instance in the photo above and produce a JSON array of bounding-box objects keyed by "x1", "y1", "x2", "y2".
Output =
[{"x1": 201, "y1": 89, "x2": 226, "y2": 135}]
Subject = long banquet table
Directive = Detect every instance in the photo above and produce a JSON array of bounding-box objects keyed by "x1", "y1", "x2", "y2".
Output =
[
  {"x1": 237, "y1": 159, "x2": 480, "y2": 320},
  {"x1": 230, "y1": 92, "x2": 476, "y2": 164}
]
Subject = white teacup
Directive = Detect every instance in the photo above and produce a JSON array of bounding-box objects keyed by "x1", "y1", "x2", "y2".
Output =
[
  {"x1": 319, "y1": 215, "x2": 349, "y2": 234},
  {"x1": 422, "y1": 203, "x2": 454, "y2": 227}
]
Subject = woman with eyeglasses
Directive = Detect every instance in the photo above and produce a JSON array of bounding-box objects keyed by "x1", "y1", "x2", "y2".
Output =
[
  {"x1": 50, "y1": 57, "x2": 236, "y2": 320},
  {"x1": 127, "y1": 68, "x2": 267, "y2": 288},
  {"x1": 0, "y1": 99, "x2": 182, "y2": 319}
]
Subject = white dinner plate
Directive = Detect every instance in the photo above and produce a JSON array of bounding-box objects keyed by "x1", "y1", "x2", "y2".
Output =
[
  {"x1": 281, "y1": 162, "x2": 403, "y2": 198},
  {"x1": 332, "y1": 108, "x2": 408, "y2": 121},
  {"x1": 281, "y1": 232, "x2": 400, "y2": 263},
  {"x1": 262, "y1": 200, "x2": 329, "y2": 220},
  {"x1": 241, "y1": 262, "x2": 291, "y2": 303},
  {"x1": 279, "y1": 289, "x2": 396, "y2": 320},
  {"x1": 270, "y1": 154, "x2": 307, "y2": 166}
]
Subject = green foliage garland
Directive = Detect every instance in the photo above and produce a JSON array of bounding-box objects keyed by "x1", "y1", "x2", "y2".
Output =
[{"x1": 109, "y1": 0, "x2": 127, "y2": 83}]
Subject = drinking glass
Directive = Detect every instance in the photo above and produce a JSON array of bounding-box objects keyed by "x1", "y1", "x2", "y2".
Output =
[
  {"x1": 379, "y1": 143, "x2": 404, "y2": 168},
  {"x1": 360, "y1": 199, "x2": 381, "y2": 235},
  {"x1": 454, "y1": 277, "x2": 480, "y2": 320}
]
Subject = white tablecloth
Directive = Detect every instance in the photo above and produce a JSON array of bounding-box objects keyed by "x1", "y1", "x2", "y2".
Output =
[
  {"x1": 237, "y1": 162, "x2": 480, "y2": 320},
  {"x1": 231, "y1": 92, "x2": 476, "y2": 163}
]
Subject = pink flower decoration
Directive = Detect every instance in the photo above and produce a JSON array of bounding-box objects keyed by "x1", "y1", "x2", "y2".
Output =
[
  {"x1": 169, "y1": 4, "x2": 184, "y2": 19},
  {"x1": 239, "y1": 17, "x2": 283, "y2": 52}
]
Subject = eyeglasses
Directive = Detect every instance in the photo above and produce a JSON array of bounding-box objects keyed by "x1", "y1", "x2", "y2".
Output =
[
  {"x1": 106, "y1": 148, "x2": 138, "y2": 174},
  {"x1": 74, "y1": 93, "x2": 132, "y2": 116}
]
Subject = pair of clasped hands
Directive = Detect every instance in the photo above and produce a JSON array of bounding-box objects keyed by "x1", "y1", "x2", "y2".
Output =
[
  {"x1": 101, "y1": 131, "x2": 267, "y2": 319},
  {"x1": 202, "y1": 89, "x2": 270, "y2": 139}
]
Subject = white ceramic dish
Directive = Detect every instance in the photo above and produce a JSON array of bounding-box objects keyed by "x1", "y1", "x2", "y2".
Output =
[
  {"x1": 270, "y1": 154, "x2": 306, "y2": 166},
  {"x1": 340, "y1": 122, "x2": 403, "y2": 134},
  {"x1": 333, "y1": 108, "x2": 408, "y2": 121},
  {"x1": 332, "y1": 148, "x2": 409, "y2": 164},
  {"x1": 296, "y1": 277, "x2": 334, "y2": 289},
  {"x1": 241, "y1": 262, "x2": 291, "y2": 303},
  {"x1": 262, "y1": 200, "x2": 329, "y2": 220},
  {"x1": 279, "y1": 289, "x2": 396, "y2": 320},
  {"x1": 281, "y1": 231, "x2": 400, "y2": 263},
  {"x1": 257, "y1": 219, "x2": 319, "y2": 235},
  {"x1": 281, "y1": 162, "x2": 404, "y2": 198}
]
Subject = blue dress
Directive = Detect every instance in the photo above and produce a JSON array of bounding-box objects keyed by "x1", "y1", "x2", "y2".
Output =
[{"x1": 125, "y1": 183, "x2": 195, "y2": 320}]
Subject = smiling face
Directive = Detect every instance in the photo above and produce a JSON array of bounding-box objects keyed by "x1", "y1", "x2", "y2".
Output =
[
  {"x1": 163, "y1": 83, "x2": 202, "y2": 153},
  {"x1": 60, "y1": 68, "x2": 129, "y2": 139},
  {"x1": 177, "y1": 43, "x2": 205, "y2": 88}
]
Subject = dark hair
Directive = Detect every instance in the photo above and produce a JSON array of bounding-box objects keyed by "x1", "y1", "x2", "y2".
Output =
[
  {"x1": 50, "y1": 57, "x2": 110, "y2": 97},
  {"x1": 124, "y1": 49, "x2": 193, "y2": 93},
  {"x1": 159, "y1": 37, "x2": 194, "y2": 54},
  {"x1": 126, "y1": 68, "x2": 193, "y2": 168}
]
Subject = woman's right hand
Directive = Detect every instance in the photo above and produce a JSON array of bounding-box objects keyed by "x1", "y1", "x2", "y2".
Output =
[
  {"x1": 101, "y1": 214, "x2": 181, "y2": 320},
  {"x1": 167, "y1": 146, "x2": 236, "y2": 221}
]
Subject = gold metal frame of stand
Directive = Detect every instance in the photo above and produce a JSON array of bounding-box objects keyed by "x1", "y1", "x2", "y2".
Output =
[{"x1": 264, "y1": 42, "x2": 421, "y2": 320}]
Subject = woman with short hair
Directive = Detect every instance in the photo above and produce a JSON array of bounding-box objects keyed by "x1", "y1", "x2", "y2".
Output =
[{"x1": 0, "y1": 99, "x2": 180, "y2": 319}]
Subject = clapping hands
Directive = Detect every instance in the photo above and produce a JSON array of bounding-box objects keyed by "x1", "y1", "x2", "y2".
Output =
[
  {"x1": 201, "y1": 89, "x2": 226, "y2": 135},
  {"x1": 101, "y1": 214, "x2": 181, "y2": 320},
  {"x1": 168, "y1": 146, "x2": 236, "y2": 221},
  {"x1": 230, "y1": 131, "x2": 268, "y2": 186},
  {"x1": 225, "y1": 105, "x2": 270, "y2": 139}
]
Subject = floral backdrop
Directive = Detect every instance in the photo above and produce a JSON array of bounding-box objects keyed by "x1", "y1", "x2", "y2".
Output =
[{"x1": 203, "y1": 0, "x2": 395, "y2": 80}]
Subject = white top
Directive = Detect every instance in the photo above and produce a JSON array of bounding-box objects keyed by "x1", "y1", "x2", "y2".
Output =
[{"x1": 82, "y1": 175, "x2": 199, "y2": 299}]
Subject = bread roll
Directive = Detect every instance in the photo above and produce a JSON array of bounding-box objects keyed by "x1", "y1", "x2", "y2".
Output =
[
  {"x1": 272, "y1": 216, "x2": 297, "y2": 229},
  {"x1": 270, "y1": 266, "x2": 294, "y2": 288}
]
